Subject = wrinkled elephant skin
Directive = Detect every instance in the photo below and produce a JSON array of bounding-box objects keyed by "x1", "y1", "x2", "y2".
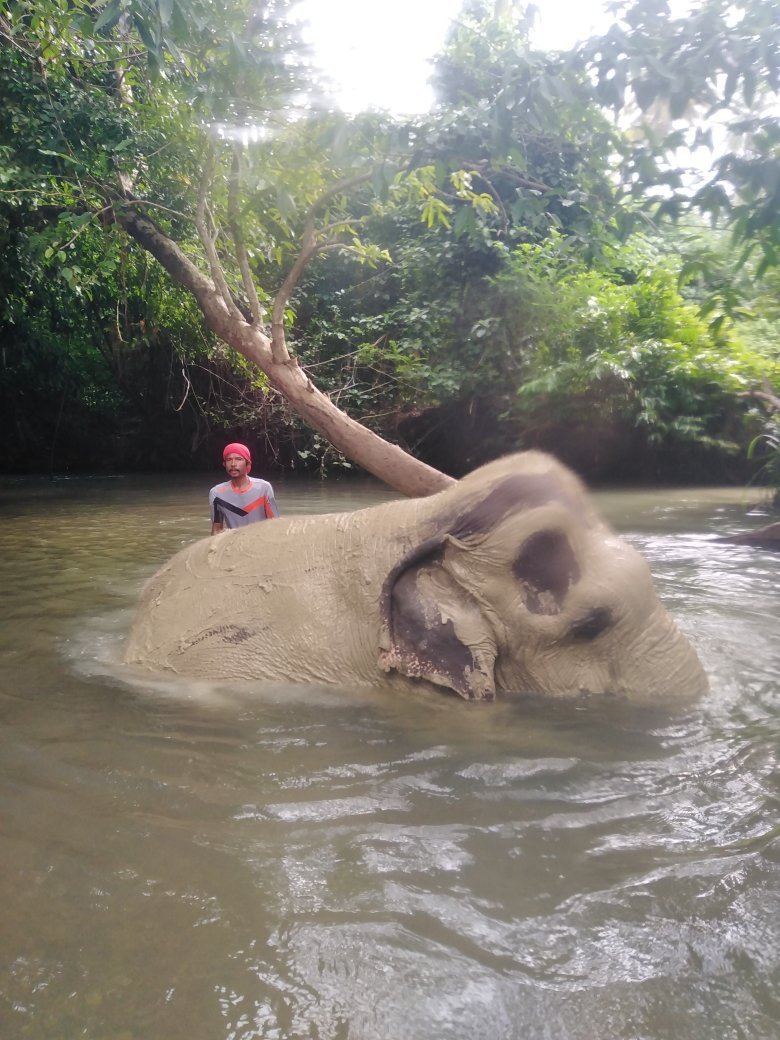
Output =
[{"x1": 125, "y1": 451, "x2": 708, "y2": 702}]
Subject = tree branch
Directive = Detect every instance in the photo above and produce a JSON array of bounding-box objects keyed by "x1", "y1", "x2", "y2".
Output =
[
  {"x1": 118, "y1": 205, "x2": 453, "y2": 496},
  {"x1": 195, "y1": 146, "x2": 242, "y2": 321},
  {"x1": 118, "y1": 205, "x2": 249, "y2": 338},
  {"x1": 269, "y1": 222, "x2": 317, "y2": 364},
  {"x1": 463, "y1": 160, "x2": 550, "y2": 194},
  {"x1": 266, "y1": 169, "x2": 383, "y2": 363},
  {"x1": 270, "y1": 223, "x2": 349, "y2": 366},
  {"x1": 739, "y1": 385, "x2": 780, "y2": 413},
  {"x1": 304, "y1": 169, "x2": 375, "y2": 223},
  {"x1": 228, "y1": 145, "x2": 263, "y2": 326}
]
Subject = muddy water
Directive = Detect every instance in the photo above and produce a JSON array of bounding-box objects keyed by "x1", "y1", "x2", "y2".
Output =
[{"x1": 0, "y1": 474, "x2": 778, "y2": 1040}]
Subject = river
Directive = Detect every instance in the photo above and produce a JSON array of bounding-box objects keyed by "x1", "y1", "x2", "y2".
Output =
[{"x1": 0, "y1": 473, "x2": 778, "y2": 1040}]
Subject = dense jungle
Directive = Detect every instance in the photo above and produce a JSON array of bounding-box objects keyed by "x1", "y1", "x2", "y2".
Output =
[{"x1": 1, "y1": 0, "x2": 779, "y2": 494}]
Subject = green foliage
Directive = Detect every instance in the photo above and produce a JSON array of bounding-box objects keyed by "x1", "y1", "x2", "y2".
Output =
[
  {"x1": 423, "y1": 2, "x2": 623, "y2": 259},
  {"x1": 574, "y1": 0, "x2": 780, "y2": 276},
  {"x1": 747, "y1": 416, "x2": 780, "y2": 506},
  {"x1": 490, "y1": 235, "x2": 778, "y2": 456},
  {"x1": 0, "y1": 0, "x2": 326, "y2": 469},
  {"x1": 2, "y1": 0, "x2": 780, "y2": 480}
]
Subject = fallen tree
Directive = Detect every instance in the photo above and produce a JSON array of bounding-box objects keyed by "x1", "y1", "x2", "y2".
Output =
[{"x1": 117, "y1": 196, "x2": 455, "y2": 495}]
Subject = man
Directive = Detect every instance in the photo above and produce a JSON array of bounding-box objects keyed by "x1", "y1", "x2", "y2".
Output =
[{"x1": 209, "y1": 442, "x2": 279, "y2": 535}]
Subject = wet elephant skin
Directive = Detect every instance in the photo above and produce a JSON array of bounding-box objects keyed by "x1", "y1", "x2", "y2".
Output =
[{"x1": 125, "y1": 451, "x2": 708, "y2": 703}]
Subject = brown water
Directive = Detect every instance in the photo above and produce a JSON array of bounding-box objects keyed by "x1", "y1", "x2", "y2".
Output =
[{"x1": 1, "y1": 474, "x2": 779, "y2": 1040}]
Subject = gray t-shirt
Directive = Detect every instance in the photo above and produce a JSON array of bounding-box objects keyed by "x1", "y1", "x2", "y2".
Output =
[{"x1": 209, "y1": 477, "x2": 279, "y2": 529}]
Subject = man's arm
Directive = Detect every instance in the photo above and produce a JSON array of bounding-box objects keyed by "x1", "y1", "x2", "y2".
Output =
[
  {"x1": 265, "y1": 483, "x2": 280, "y2": 518},
  {"x1": 209, "y1": 487, "x2": 223, "y2": 535}
]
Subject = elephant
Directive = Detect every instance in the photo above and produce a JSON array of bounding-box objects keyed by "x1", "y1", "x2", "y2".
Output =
[
  {"x1": 125, "y1": 451, "x2": 708, "y2": 703},
  {"x1": 717, "y1": 520, "x2": 780, "y2": 550}
]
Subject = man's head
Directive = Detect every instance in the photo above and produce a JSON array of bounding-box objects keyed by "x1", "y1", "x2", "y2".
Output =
[{"x1": 223, "y1": 442, "x2": 252, "y2": 480}]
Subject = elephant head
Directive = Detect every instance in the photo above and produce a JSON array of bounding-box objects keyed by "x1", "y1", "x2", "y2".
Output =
[{"x1": 378, "y1": 452, "x2": 708, "y2": 703}]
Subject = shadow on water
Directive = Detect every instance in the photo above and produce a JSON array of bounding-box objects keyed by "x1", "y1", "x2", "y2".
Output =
[{"x1": 0, "y1": 474, "x2": 779, "y2": 1039}]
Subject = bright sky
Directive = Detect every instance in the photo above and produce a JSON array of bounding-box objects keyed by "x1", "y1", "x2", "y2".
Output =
[{"x1": 295, "y1": 0, "x2": 610, "y2": 115}]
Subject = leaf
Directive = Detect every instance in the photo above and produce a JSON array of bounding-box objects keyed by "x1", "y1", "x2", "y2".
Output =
[
  {"x1": 38, "y1": 149, "x2": 82, "y2": 166},
  {"x1": 134, "y1": 15, "x2": 160, "y2": 56},
  {"x1": 633, "y1": 79, "x2": 657, "y2": 112},
  {"x1": 94, "y1": 0, "x2": 121, "y2": 33},
  {"x1": 61, "y1": 212, "x2": 93, "y2": 228},
  {"x1": 275, "y1": 188, "x2": 296, "y2": 219},
  {"x1": 743, "y1": 68, "x2": 756, "y2": 108},
  {"x1": 724, "y1": 70, "x2": 737, "y2": 104},
  {"x1": 146, "y1": 47, "x2": 163, "y2": 78},
  {"x1": 171, "y1": 0, "x2": 189, "y2": 38},
  {"x1": 159, "y1": 0, "x2": 174, "y2": 28},
  {"x1": 453, "y1": 205, "x2": 477, "y2": 238},
  {"x1": 669, "y1": 93, "x2": 688, "y2": 120}
]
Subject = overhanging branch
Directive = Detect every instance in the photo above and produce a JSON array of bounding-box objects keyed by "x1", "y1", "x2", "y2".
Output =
[
  {"x1": 228, "y1": 145, "x2": 263, "y2": 327},
  {"x1": 195, "y1": 146, "x2": 242, "y2": 322}
]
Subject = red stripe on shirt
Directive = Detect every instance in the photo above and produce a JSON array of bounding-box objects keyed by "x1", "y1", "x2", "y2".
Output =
[{"x1": 244, "y1": 495, "x2": 271, "y2": 516}]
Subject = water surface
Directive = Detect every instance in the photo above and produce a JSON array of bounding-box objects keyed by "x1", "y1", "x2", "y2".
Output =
[{"x1": 1, "y1": 474, "x2": 778, "y2": 1039}]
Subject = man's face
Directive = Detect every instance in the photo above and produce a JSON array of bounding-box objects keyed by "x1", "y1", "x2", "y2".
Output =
[{"x1": 224, "y1": 453, "x2": 249, "y2": 480}]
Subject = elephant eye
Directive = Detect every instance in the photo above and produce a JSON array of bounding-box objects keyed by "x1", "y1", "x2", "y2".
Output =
[{"x1": 569, "y1": 607, "x2": 613, "y2": 641}]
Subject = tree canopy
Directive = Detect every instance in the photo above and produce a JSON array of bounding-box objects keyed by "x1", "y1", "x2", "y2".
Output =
[{"x1": 1, "y1": 0, "x2": 779, "y2": 487}]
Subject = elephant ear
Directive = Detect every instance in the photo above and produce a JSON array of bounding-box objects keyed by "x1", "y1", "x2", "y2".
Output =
[{"x1": 378, "y1": 536, "x2": 496, "y2": 701}]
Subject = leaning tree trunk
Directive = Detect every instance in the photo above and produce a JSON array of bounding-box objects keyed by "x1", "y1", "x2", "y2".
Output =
[{"x1": 119, "y1": 207, "x2": 454, "y2": 498}]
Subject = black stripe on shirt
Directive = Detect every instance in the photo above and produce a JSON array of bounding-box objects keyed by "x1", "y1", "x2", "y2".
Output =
[{"x1": 214, "y1": 497, "x2": 248, "y2": 518}]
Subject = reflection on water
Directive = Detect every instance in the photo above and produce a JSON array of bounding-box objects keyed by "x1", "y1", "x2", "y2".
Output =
[{"x1": 1, "y1": 474, "x2": 779, "y2": 1039}]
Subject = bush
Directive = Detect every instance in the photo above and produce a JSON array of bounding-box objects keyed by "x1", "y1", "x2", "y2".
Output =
[{"x1": 487, "y1": 237, "x2": 779, "y2": 466}]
